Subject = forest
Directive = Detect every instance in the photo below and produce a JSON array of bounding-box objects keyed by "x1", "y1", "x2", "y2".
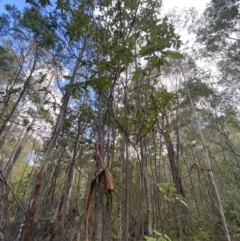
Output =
[{"x1": 0, "y1": 0, "x2": 240, "y2": 240}]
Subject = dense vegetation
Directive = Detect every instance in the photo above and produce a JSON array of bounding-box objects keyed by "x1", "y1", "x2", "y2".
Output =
[{"x1": 0, "y1": 0, "x2": 240, "y2": 240}]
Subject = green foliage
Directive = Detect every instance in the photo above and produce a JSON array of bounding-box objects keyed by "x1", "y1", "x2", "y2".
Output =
[
  {"x1": 0, "y1": 46, "x2": 14, "y2": 72},
  {"x1": 102, "y1": 192, "x2": 111, "y2": 205},
  {"x1": 157, "y1": 182, "x2": 189, "y2": 208},
  {"x1": 197, "y1": 0, "x2": 239, "y2": 61},
  {"x1": 3, "y1": 0, "x2": 240, "y2": 240},
  {"x1": 145, "y1": 230, "x2": 172, "y2": 241}
]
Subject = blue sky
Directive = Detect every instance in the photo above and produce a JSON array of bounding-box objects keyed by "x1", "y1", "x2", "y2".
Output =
[
  {"x1": 0, "y1": 0, "x2": 209, "y2": 14},
  {"x1": 0, "y1": 0, "x2": 26, "y2": 12}
]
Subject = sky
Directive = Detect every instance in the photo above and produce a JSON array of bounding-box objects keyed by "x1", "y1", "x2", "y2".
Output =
[
  {"x1": 163, "y1": 0, "x2": 209, "y2": 13},
  {"x1": 0, "y1": 0, "x2": 26, "y2": 11},
  {"x1": 0, "y1": 0, "x2": 210, "y2": 13}
]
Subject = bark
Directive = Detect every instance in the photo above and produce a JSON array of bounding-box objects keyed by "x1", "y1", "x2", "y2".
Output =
[
  {"x1": 180, "y1": 63, "x2": 231, "y2": 241},
  {"x1": 123, "y1": 136, "x2": 130, "y2": 241},
  {"x1": 19, "y1": 39, "x2": 86, "y2": 241},
  {"x1": 0, "y1": 68, "x2": 54, "y2": 241},
  {"x1": 4, "y1": 74, "x2": 54, "y2": 183},
  {"x1": 141, "y1": 138, "x2": 152, "y2": 236},
  {"x1": 162, "y1": 117, "x2": 184, "y2": 197},
  {"x1": 0, "y1": 56, "x2": 38, "y2": 137},
  {"x1": 123, "y1": 71, "x2": 130, "y2": 241},
  {"x1": 218, "y1": 125, "x2": 240, "y2": 170},
  {"x1": 94, "y1": 93, "x2": 104, "y2": 241},
  {"x1": 134, "y1": 176, "x2": 144, "y2": 241},
  {"x1": 56, "y1": 162, "x2": 76, "y2": 239},
  {"x1": 55, "y1": 111, "x2": 85, "y2": 239}
]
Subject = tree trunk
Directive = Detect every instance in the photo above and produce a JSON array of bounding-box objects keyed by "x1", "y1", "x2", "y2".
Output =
[
  {"x1": 0, "y1": 57, "x2": 37, "y2": 138},
  {"x1": 180, "y1": 63, "x2": 231, "y2": 241},
  {"x1": 19, "y1": 40, "x2": 86, "y2": 241},
  {"x1": 123, "y1": 136, "x2": 130, "y2": 240},
  {"x1": 141, "y1": 138, "x2": 152, "y2": 236},
  {"x1": 162, "y1": 117, "x2": 184, "y2": 197},
  {"x1": 134, "y1": 175, "x2": 144, "y2": 241},
  {"x1": 94, "y1": 93, "x2": 104, "y2": 241}
]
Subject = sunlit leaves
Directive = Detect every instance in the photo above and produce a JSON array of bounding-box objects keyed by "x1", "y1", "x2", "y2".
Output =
[
  {"x1": 145, "y1": 230, "x2": 172, "y2": 241},
  {"x1": 139, "y1": 39, "x2": 171, "y2": 56},
  {"x1": 163, "y1": 50, "x2": 183, "y2": 59},
  {"x1": 157, "y1": 182, "x2": 189, "y2": 208}
]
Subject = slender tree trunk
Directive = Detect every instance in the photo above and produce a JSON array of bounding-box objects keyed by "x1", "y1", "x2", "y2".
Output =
[
  {"x1": 134, "y1": 176, "x2": 144, "y2": 241},
  {"x1": 0, "y1": 56, "x2": 38, "y2": 137},
  {"x1": 218, "y1": 125, "x2": 240, "y2": 170},
  {"x1": 94, "y1": 93, "x2": 104, "y2": 241},
  {"x1": 123, "y1": 136, "x2": 130, "y2": 241},
  {"x1": 180, "y1": 63, "x2": 231, "y2": 241},
  {"x1": 0, "y1": 70, "x2": 54, "y2": 241},
  {"x1": 19, "y1": 39, "x2": 87, "y2": 241},
  {"x1": 141, "y1": 138, "x2": 152, "y2": 236},
  {"x1": 163, "y1": 134, "x2": 184, "y2": 196},
  {"x1": 4, "y1": 74, "x2": 54, "y2": 183},
  {"x1": 52, "y1": 122, "x2": 82, "y2": 240},
  {"x1": 162, "y1": 117, "x2": 184, "y2": 197},
  {"x1": 123, "y1": 70, "x2": 130, "y2": 241}
]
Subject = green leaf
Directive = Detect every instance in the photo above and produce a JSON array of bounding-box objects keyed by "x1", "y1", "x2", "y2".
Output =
[
  {"x1": 161, "y1": 59, "x2": 171, "y2": 67},
  {"x1": 163, "y1": 234, "x2": 172, "y2": 241},
  {"x1": 179, "y1": 198, "x2": 189, "y2": 208},
  {"x1": 136, "y1": 113, "x2": 143, "y2": 121},
  {"x1": 156, "y1": 38, "x2": 171, "y2": 48},
  {"x1": 26, "y1": 126, "x2": 32, "y2": 132},
  {"x1": 144, "y1": 235, "x2": 156, "y2": 241},
  {"x1": 38, "y1": 87, "x2": 47, "y2": 92},
  {"x1": 164, "y1": 50, "x2": 183, "y2": 59},
  {"x1": 140, "y1": 39, "x2": 171, "y2": 56},
  {"x1": 139, "y1": 44, "x2": 156, "y2": 56},
  {"x1": 8, "y1": 87, "x2": 21, "y2": 94},
  {"x1": 23, "y1": 118, "x2": 30, "y2": 126},
  {"x1": 153, "y1": 230, "x2": 162, "y2": 236},
  {"x1": 148, "y1": 110, "x2": 156, "y2": 118},
  {"x1": 102, "y1": 192, "x2": 108, "y2": 205},
  {"x1": 112, "y1": 45, "x2": 126, "y2": 52},
  {"x1": 112, "y1": 161, "x2": 121, "y2": 168},
  {"x1": 139, "y1": 126, "x2": 148, "y2": 136},
  {"x1": 132, "y1": 69, "x2": 142, "y2": 81},
  {"x1": 163, "y1": 195, "x2": 171, "y2": 202},
  {"x1": 151, "y1": 58, "x2": 159, "y2": 65}
]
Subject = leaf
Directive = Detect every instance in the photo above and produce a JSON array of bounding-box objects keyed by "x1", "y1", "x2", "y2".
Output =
[
  {"x1": 164, "y1": 50, "x2": 183, "y2": 59},
  {"x1": 23, "y1": 118, "x2": 30, "y2": 126},
  {"x1": 153, "y1": 230, "x2": 162, "y2": 236},
  {"x1": 38, "y1": 87, "x2": 47, "y2": 91},
  {"x1": 179, "y1": 199, "x2": 189, "y2": 208},
  {"x1": 8, "y1": 87, "x2": 21, "y2": 94},
  {"x1": 139, "y1": 126, "x2": 148, "y2": 136},
  {"x1": 158, "y1": 186, "x2": 164, "y2": 192},
  {"x1": 151, "y1": 58, "x2": 159, "y2": 65},
  {"x1": 63, "y1": 75, "x2": 72, "y2": 80},
  {"x1": 163, "y1": 234, "x2": 172, "y2": 241},
  {"x1": 148, "y1": 110, "x2": 156, "y2": 118},
  {"x1": 112, "y1": 161, "x2": 121, "y2": 168},
  {"x1": 144, "y1": 235, "x2": 156, "y2": 241},
  {"x1": 156, "y1": 38, "x2": 171, "y2": 48},
  {"x1": 132, "y1": 69, "x2": 142, "y2": 81},
  {"x1": 26, "y1": 126, "x2": 32, "y2": 132},
  {"x1": 136, "y1": 113, "x2": 143, "y2": 121},
  {"x1": 161, "y1": 59, "x2": 171, "y2": 67},
  {"x1": 163, "y1": 195, "x2": 171, "y2": 202},
  {"x1": 111, "y1": 45, "x2": 126, "y2": 52},
  {"x1": 139, "y1": 44, "x2": 156, "y2": 56},
  {"x1": 102, "y1": 192, "x2": 108, "y2": 205}
]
